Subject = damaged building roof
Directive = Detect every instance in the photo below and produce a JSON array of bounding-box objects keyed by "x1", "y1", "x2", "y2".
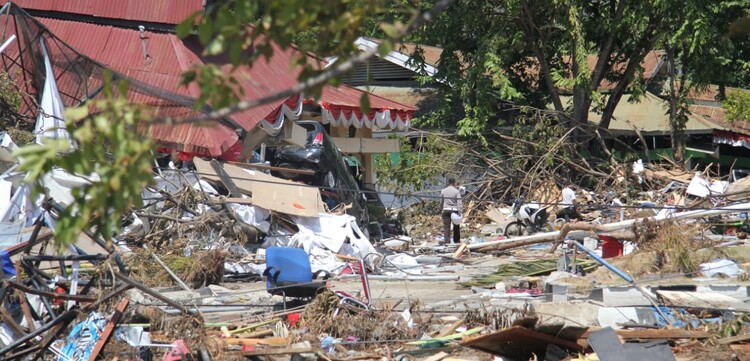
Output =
[
  {"x1": 11, "y1": 0, "x2": 204, "y2": 25},
  {"x1": 1, "y1": 2, "x2": 415, "y2": 158}
]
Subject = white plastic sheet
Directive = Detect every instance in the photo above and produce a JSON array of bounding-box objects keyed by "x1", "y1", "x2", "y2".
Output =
[
  {"x1": 291, "y1": 213, "x2": 378, "y2": 271},
  {"x1": 228, "y1": 203, "x2": 270, "y2": 233},
  {"x1": 0, "y1": 179, "x2": 11, "y2": 219},
  {"x1": 34, "y1": 39, "x2": 72, "y2": 146},
  {"x1": 686, "y1": 174, "x2": 711, "y2": 197},
  {"x1": 700, "y1": 259, "x2": 744, "y2": 278}
]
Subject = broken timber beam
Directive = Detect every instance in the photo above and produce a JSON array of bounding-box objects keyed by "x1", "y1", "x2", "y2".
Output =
[
  {"x1": 469, "y1": 201, "x2": 750, "y2": 251},
  {"x1": 14, "y1": 262, "x2": 37, "y2": 333},
  {"x1": 87, "y1": 298, "x2": 130, "y2": 361},
  {"x1": 211, "y1": 159, "x2": 243, "y2": 197},
  {"x1": 226, "y1": 161, "x2": 316, "y2": 175},
  {"x1": 114, "y1": 272, "x2": 191, "y2": 314},
  {"x1": 719, "y1": 332, "x2": 750, "y2": 345},
  {"x1": 580, "y1": 328, "x2": 709, "y2": 339},
  {"x1": 5, "y1": 280, "x2": 97, "y2": 303},
  {"x1": 239, "y1": 346, "x2": 316, "y2": 356}
]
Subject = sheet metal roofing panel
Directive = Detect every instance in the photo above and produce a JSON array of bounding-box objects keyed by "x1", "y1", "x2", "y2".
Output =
[
  {"x1": 32, "y1": 18, "x2": 237, "y2": 155},
  {"x1": 560, "y1": 93, "x2": 720, "y2": 135},
  {"x1": 39, "y1": 18, "x2": 182, "y2": 77},
  {"x1": 147, "y1": 122, "x2": 239, "y2": 156},
  {"x1": 13, "y1": 0, "x2": 203, "y2": 25},
  {"x1": 24, "y1": 15, "x2": 413, "y2": 154},
  {"x1": 318, "y1": 83, "x2": 416, "y2": 112}
]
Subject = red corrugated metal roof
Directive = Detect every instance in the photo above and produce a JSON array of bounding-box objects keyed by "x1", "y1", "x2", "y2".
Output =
[
  {"x1": 12, "y1": 0, "x2": 203, "y2": 25},
  {"x1": 20, "y1": 14, "x2": 414, "y2": 156},
  {"x1": 318, "y1": 84, "x2": 416, "y2": 116}
]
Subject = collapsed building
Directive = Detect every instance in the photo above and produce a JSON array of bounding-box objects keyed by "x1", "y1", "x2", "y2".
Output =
[{"x1": 3, "y1": 1, "x2": 750, "y2": 361}]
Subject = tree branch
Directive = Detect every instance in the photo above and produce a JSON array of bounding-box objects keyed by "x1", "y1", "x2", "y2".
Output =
[{"x1": 159, "y1": 0, "x2": 457, "y2": 125}]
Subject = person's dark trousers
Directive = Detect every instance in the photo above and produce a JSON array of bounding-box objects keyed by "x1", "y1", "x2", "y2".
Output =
[{"x1": 442, "y1": 210, "x2": 461, "y2": 244}]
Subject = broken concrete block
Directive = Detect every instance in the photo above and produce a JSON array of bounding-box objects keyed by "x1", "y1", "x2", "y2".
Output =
[
  {"x1": 533, "y1": 301, "x2": 601, "y2": 329},
  {"x1": 589, "y1": 286, "x2": 653, "y2": 307},
  {"x1": 597, "y1": 307, "x2": 659, "y2": 329}
]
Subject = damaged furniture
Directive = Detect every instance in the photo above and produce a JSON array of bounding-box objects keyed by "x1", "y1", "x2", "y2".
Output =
[
  {"x1": 333, "y1": 254, "x2": 374, "y2": 316},
  {"x1": 264, "y1": 247, "x2": 330, "y2": 309}
]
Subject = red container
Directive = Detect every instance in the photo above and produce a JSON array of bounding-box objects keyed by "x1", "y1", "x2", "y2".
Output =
[{"x1": 599, "y1": 235, "x2": 623, "y2": 258}]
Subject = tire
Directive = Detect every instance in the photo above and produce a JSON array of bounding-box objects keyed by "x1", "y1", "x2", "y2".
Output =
[
  {"x1": 504, "y1": 221, "x2": 526, "y2": 238},
  {"x1": 273, "y1": 162, "x2": 303, "y2": 180}
]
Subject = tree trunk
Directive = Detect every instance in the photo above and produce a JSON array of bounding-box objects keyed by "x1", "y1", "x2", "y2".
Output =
[
  {"x1": 519, "y1": 3, "x2": 564, "y2": 111},
  {"x1": 665, "y1": 45, "x2": 684, "y2": 164}
]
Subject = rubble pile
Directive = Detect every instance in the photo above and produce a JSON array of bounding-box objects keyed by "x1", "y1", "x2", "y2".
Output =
[{"x1": 7, "y1": 126, "x2": 750, "y2": 360}]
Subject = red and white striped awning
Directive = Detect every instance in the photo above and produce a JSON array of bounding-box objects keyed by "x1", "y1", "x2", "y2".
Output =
[{"x1": 309, "y1": 85, "x2": 414, "y2": 130}]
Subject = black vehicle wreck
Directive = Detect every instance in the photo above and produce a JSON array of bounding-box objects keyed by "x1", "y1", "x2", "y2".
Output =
[{"x1": 266, "y1": 120, "x2": 368, "y2": 222}]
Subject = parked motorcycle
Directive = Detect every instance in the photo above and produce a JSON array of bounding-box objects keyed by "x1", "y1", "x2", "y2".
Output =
[{"x1": 504, "y1": 197, "x2": 554, "y2": 237}]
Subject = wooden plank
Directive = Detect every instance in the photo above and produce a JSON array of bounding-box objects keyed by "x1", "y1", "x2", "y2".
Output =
[
  {"x1": 485, "y1": 208, "x2": 506, "y2": 224},
  {"x1": 14, "y1": 261, "x2": 36, "y2": 333},
  {"x1": 240, "y1": 346, "x2": 316, "y2": 356},
  {"x1": 720, "y1": 332, "x2": 750, "y2": 345},
  {"x1": 32, "y1": 322, "x2": 68, "y2": 361},
  {"x1": 220, "y1": 336, "x2": 292, "y2": 347},
  {"x1": 330, "y1": 137, "x2": 400, "y2": 154},
  {"x1": 8, "y1": 281, "x2": 96, "y2": 303},
  {"x1": 227, "y1": 161, "x2": 316, "y2": 175},
  {"x1": 87, "y1": 298, "x2": 130, "y2": 361},
  {"x1": 461, "y1": 326, "x2": 584, "y2": 360},
  {"x1": 252, "y1": 178, "x2": 324, "y2": 217},
  {"x1": 656, "y1": 290, "x2": 750, "y2": 312},
  {"x1": 451, "y1": 243, "x2": 468, "y2": 259},
  {"x1": 210, "y1": 159, "x2": 243, "y2": 197},
  {"x1": 731, "y1": 344, "x2": 750, "y2": 360},
  {"x1": 0, "y1": 306, "x2": 26, "y2": 339},
  {"x1": 195, "y1": 158, "x2": 324, "y2": 217},
  {"x1": 580, "y1": 328, "x2": 709, "y2": 339},
  {"x1": 437, "y1": 317, "x2": 465, "y2": 338}
]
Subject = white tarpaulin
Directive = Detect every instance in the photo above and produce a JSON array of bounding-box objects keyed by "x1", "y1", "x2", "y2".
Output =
[
  {"x1": 293, "y1": 213, "x2": 377, "y2": 258},
  {"x1": 686, "y1": 174, "x2": 711, "y2": 197},
  {"x1": 0, "y1": 180, "x2": 10, "y2": 219},
  {"x1": 700, "y1": 259, "x2": 744, "y2": 278},
  {"x1": 34, "y1": 39, "x2": 71, "y2": 146},
  {"x1": 0, "y1": 131, "x2": 18, "y2": 162}
]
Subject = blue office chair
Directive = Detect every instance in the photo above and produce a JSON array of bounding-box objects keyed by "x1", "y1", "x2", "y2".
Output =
[{"x1": 263, "y1": 247, "x2": 330, "y2": 309}]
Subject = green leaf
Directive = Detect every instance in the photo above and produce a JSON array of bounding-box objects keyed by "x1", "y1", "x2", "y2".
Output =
[
  {"x1": 198, "y1": 17, "x2": 213, "y2": 45},
  {"x1": 64, "y1": 106, "x2": 89, "y2": 122},
  {"x1": 175, "y1": 13, "x2": 197, "y2": 38},
  {"x1": 359, "y1": 92, "x2": 371, "y2": 114}
]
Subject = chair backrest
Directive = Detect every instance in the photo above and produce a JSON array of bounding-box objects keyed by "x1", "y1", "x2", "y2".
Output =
[{"x1": 265, "y1": 247, "x2": 313, "y2": 287}]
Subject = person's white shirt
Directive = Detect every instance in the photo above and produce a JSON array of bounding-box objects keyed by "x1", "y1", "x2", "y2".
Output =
[{"x1": 561, "y1": 187, "x2": 576, "y2": 208}]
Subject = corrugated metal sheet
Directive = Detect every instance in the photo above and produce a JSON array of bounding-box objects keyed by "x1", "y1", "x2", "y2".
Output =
[
  {"x1": 15, "y1": 13, "x2": 414, "y2": 155},
  {"x1": 319, "y1": 84, "x2": 415, "y2": 113},
  {"x1": 560, "y1": 93, "x2": 722, "y2": 135},
  {"x1": 343, "y1": 58, "x2": 420, "y2": 87},
  {"x1": 13, "y1": 0, "x2": 203, "y2": 25}
]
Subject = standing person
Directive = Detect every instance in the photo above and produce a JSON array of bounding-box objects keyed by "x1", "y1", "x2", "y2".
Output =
[
  {"x1": 558, "y1": 184, "x2": 581, "y2": 222},
  {"x1": 440, "y1": 178, "x2": 462, "y2": 244}
]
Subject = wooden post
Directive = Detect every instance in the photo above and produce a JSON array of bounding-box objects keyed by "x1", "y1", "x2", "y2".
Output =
[
  {"x1": 87, "y1": 298, "x2": 130, "y2": 361},
  {"x1": 14, "y1": 261, "x2": 36, "y2": 333}
]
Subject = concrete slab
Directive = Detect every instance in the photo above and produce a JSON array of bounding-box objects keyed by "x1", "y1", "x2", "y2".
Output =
[
  {"x1": 589, "y1": 286, "x2": 653, "y2": 307},
  {"x1": 597, "y1": 307, "x2": 659, "y2": 329},
  {"x1": 533, "y1": 301, "x2": 601, "y2": 328}
]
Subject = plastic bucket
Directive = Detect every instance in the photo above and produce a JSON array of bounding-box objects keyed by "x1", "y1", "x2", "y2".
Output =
[{"x1": 599, "y1": 235, "x2": 623, "y2": 258}]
